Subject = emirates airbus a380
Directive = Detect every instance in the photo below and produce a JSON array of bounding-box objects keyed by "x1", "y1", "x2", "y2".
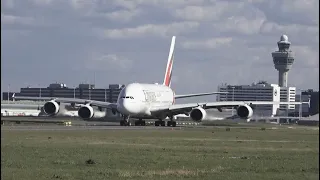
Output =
[{"x1": 13, "y1": 36, "x2": 301, "y2": 126}]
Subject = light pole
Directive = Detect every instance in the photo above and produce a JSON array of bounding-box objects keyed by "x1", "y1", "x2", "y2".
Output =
[
  {"x1": 299, "y1": 91, "x2": 302, "y2": 120},
  {"x1": 89, "y1": 84, "x2": 91, "y2": 100},
  {"x1": 104, "y1": 88, "x2": 107, "y2": 102},
  {"x1": 7, "y1": 84, "x2": 10, "y2": 101},
  {"x1": 73, "y1": 86, "x2": 76, "y2": 99},
  {"x1": 38, "y1": 84, "x2": 42, "y2": 98},
  {"x1": 231, "y1": 86, "x2": 235, "y2": 116}
]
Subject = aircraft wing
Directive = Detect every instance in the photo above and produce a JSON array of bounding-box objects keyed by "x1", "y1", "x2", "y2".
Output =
[
  {"x1": 12, "y1": 96, "x2": 117, "y2": 109},
  {"x1": 174, "y1": 92, "x2": 228, "y2": 99},
  {"x1": 150, "y1": 101, "x2": 303, "y2": 115}
]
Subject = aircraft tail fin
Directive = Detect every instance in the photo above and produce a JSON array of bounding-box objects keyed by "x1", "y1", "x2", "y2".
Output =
[{"x1": 163, "y1": 36, "x2": 176, "y2": 87}]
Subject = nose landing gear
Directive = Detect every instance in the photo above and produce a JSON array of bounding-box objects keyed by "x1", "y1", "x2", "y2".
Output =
[{"x1": 120, "y1": 116, "x2": 131, "y2": 126}]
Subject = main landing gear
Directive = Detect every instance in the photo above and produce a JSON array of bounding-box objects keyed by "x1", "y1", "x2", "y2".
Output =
[
  {"x1": 120, "y1": 116, "x2": 176, "y2": 127},
  {"x1": 135, "y1": 119, "x2": 146, "y2": 126},
  {"x1": 155, "y1": 116, "x2": 176, "y2": 127},
  {"x1": 167, "y1": 120, "x2": 177, "y2": 127},
  {"x1": 154, "y1": 120, "x2": 166, "y2": 126},
  {"x1": 120, "y1": 117, "x2": 146, "y2": 126}
]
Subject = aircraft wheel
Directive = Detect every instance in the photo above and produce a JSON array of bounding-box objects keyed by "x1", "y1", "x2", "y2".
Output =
[{"x1": 135, "y1": 120, "x2": 140, "y2": 126}]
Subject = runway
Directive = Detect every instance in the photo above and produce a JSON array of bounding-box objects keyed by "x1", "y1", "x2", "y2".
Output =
[
  {"x1": 1, "y1": 125, "x2": 185, "y2": 131},
  {"x1": 2, "y1": 116, "x2": 317, "y2": 131},
  {"x1": 0, "y1": 116, "x2": 190, "y2": 131}
]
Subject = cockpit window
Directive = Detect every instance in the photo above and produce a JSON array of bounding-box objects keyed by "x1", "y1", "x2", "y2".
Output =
[{"x1": 121, "y1": 96, "x2": 134, "y2": 99}]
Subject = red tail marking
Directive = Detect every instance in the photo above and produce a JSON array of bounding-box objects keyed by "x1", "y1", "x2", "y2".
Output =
[{"x1": 164, "y1": 56, "x2": 173, "y2": 86}]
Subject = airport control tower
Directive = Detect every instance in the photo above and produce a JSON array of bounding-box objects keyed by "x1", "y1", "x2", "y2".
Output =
[{"x1": 271, "y1": 35, "x2": 295, "y2": 87}]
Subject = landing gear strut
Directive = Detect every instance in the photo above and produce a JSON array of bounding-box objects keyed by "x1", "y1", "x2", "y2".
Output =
[
  {"x1": 135, "y1": 119, "x2": 146, "y2": 126},
  {"x1": 155, "y1": 120, "x2": 165, "y2": 126},
  {"x1": 167, "y1": 115, "x2": 176, "y2": 127},
  {"x1": 120, "y1": 116, "x2": 131, "y2": 126}
]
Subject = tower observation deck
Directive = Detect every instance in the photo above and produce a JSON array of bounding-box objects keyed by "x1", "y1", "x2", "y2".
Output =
[{"x1": 271, "y1": 35, "x2": 295, "y2": 87}]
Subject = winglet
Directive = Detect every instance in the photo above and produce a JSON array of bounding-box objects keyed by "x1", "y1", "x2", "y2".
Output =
[{"x1": 163, "y1": 36, "x2": 176, "y2": 87}]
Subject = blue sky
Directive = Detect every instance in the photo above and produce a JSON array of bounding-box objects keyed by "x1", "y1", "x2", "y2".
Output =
[{"x1": 1, "y1": 0, "x2": 319, "y2": 96}]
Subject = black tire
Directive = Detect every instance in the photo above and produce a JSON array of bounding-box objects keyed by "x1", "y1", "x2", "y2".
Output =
[
  {"x1": 172, "y1": 121, "x2": 176, "y2": 127},
  {"x1": 135, "y1": 121, "x2": 140, "y2": 126}
]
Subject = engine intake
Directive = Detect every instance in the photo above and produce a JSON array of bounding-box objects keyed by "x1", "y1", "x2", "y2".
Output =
[
  {"x1": 190, "y1": 107, "x2": 207, "y2": 122},
  {"x1": 236, "y1": 104, "x2": 253, "y2": 119},
  {"x1": 78, "y1": 105, "x2": 94, "y2": 119},
  {"x1": 43, "y1": 100, "x2": 60, "y2": 115}
]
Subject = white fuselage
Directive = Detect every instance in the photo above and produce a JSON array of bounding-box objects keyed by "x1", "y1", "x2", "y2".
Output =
[{"x1": 117, "y1": 83, "x2": 174, "y2": 118}]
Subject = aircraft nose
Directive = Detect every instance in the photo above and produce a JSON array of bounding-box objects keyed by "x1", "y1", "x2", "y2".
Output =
[{"x1": 118, "y1": 100, "x2": 137, "y2": 115}]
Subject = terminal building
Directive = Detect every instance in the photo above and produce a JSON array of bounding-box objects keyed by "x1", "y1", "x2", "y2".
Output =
[
  {"x1": 216, "y1": 81, "x2": 296, "y2": 117},
  {"x1": 293, "y1": 90, "x2": 319, "y2": 117},
  {"x1": 2, "y1": 83, "x2": 125, "y2": 103}
]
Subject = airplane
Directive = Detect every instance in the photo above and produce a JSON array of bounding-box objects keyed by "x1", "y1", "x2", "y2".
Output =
[{"x1": 13, "y1": 36, "x2": 302, "y2": 127}]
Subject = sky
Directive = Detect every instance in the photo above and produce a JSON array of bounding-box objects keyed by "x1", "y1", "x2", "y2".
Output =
[{"x1": 1, "y1": 0, "x2": 319, "y2": 99}]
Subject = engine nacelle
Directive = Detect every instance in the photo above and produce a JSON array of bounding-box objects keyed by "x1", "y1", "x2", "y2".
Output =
[
  {"x1": 43, "y1": 100, "x2": 60, "y2": 115},
  {"x1": 78, "y1": 105, "x2": 94, "y2": 119},
  {"x1": 236, "y1": 104, "x2": 253, "y2": 119},
  {"x1": 190, "y1": 107, "x2": 207, "y2": 122}
]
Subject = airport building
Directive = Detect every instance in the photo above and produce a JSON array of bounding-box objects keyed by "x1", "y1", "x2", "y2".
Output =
[
  {"x1": 2, "y1": 83, "x2": 125, "y2": 103},
  {"x1": 216, "y1": 81, "x2": 296, "y2": 117},
  {"x1": 294, "y1": 90, "x2": 319, "y2": 117}
]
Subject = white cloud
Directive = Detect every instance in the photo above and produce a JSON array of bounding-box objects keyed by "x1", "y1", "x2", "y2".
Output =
[
  {"x1": 181, "y1": 37, "x2": 233, "y2": 50},
  {"x1": 29, "y1": 0, "x2": 54, "y2": 6},
  {"x1": 86, "y1": 53, "x2": 133, "y2": 71},
  {"x1": 260, "y1": 22, "x2": 319, "y2": 36},
  {"x1": 112, "y1": 0, "x2": 205, "y2": 10},
  {"x1": 105, "y1": 9, "x2": 142, "y2": 22},
  {"x1": 1, "y1": 13, "x2": 35, "y2": 25},
  {"x1": 101, "y1": 21, "x2": 199, "y2": 39},
  {"x1": 174, "y1": 5, "x2": 227, "y2": 21},
  {"x1": 213, "y1": 16, "x2": 266, "y2": 35}
]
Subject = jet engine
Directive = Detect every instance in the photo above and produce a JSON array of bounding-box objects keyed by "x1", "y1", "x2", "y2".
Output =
[
  {"x1": 78, "y1": 105, "x2": 94, "y2": 119},
  {"x1": 236, "y1": 104, "x2": 253, "y2": 119},
  {"x1": 190, "y1": 107, "x2": 207, "y2": 122},
  {"x1": 43, "y1": 100, "x2": 60, "y2": 115}
]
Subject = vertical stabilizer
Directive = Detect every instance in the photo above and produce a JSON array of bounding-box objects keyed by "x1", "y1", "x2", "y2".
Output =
[{"x1": 163, "y1": 36, "x2": 176, "y2": 87}]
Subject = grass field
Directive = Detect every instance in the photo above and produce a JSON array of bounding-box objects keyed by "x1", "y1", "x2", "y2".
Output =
[{"x1": 1, "y1": 125, "x2": 319, "y2": 180}]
